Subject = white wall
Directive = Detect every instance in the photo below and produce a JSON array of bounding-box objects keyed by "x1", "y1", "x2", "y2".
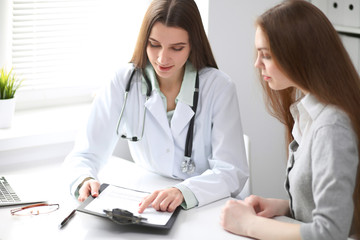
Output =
[
  {"x1": 208, "y1": 0, "x2": 287, "y2": 199},
  {"x1": 0, "y1": 0, "x2": 11, "y2": 67}
]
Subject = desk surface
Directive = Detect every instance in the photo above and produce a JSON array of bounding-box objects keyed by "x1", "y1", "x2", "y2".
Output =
[{"x1": 0, "y1": 157, "x2": 295, "y2": 240}]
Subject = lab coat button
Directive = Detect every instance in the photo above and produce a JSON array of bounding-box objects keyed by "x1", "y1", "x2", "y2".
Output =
[{"x1": 166, "y1": 148, "x2": 170, "y2": 153}]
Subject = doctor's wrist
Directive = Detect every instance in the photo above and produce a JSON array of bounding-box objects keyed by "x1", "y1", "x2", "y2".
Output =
[
  {"x1": 75, "y1": 177, "x2": 94, "y2": 198},
  {"x1": 175, "y1": 184, "x2": 198, "y2": 209}
]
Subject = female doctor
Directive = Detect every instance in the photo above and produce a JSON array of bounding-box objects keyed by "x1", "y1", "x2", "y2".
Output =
[{"x1": 63, "y1": 0, "x2": 248, "y2": 213}]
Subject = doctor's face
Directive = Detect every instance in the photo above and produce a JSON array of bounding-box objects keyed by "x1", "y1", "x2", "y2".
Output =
[
  {"x1": 146, "y1": 22, "x2": 191, "y2": 82},
  {"x1": 254, "y1": 27, "x2": 295, "y2": 91}
]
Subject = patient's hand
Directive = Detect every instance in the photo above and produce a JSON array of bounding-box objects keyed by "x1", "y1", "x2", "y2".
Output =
[
  {"x1": 220, "y1": 199, "x2": 256, "y2": 236},
  {"x1": 244, "y1": 195, "x2": 290, "y2": 218}
]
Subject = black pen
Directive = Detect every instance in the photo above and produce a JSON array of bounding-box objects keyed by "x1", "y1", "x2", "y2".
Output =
[{"x1": 59, "y1": 209, "x2": 76, "y2": 229}]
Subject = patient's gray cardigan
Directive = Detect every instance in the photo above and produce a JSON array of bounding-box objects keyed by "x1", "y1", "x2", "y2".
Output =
[{"x1": 285, "y1": 94, "x2": 358, "y2": 240}]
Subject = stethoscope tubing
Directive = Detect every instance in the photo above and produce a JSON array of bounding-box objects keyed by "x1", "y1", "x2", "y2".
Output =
[{"x1": 116, "y1": 66, "x2": 199, "y2": 174}]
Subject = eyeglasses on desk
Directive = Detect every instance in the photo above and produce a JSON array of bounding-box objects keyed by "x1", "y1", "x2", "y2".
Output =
[{"x1": 10, "y1": 203, "x2": 59, "y2": 216}]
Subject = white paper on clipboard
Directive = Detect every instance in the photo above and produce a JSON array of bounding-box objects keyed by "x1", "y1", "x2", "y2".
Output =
[{"x1": 84, "y1": 185, "x2": 173, "y2": 226}]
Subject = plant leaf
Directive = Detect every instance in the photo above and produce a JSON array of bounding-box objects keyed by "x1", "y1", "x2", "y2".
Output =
[{"x1": 0, "y1": 67, "x2": 23, "y2": 99}]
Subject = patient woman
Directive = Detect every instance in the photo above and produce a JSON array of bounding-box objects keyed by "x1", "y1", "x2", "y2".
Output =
[{"x1": 220, "y1": 0, "x2": 360, "y2": 239}]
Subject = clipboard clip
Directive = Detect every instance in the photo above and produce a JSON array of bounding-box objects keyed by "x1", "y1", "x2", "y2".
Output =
[{"x1": 103, "y1": 208, "x2": 147, "y2": 225}]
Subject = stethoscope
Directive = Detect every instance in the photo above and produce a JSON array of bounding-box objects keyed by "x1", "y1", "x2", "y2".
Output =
[{"x1": 116, "y1": 67, "x2": 199, "y2": 174}]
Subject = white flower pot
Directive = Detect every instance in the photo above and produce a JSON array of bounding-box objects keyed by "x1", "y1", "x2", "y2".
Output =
[{"x1": 0, "y1": 98, "x2": 16, "y2": 128}]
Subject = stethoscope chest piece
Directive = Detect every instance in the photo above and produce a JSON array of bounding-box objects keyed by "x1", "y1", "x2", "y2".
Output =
[{"x1": 181, "y1": 156, "x2": 195, "y2": 174}]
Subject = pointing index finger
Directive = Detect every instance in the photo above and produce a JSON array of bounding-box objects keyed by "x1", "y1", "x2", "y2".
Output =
[{"x1": 138, "y1": 193, "x2": 156, "y2": 213}]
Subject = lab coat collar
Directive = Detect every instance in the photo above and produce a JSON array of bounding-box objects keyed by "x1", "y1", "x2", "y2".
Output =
[
  {"x1": 142, "y1": 62, "x2": 196, "y2": 137},
  {"x1": 144, "y1": 92, "x2": 172, "y2": 137},
  {"x1": 142, "y1": 61, "x2": 197, "y2": 107},
  {"x1": 171, "y1": 101, "x2": 195, "y2": 136},
  {"x1": 144, "y1": 90, "x2": 194, "y2": 137}
]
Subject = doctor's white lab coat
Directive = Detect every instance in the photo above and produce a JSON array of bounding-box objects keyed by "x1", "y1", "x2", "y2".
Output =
[{"x1": 63, "y1": 64, "x2": 248, "y2": 207}]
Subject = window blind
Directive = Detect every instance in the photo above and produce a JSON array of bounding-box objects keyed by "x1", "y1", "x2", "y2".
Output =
[
  {"x1": 12, "y1": 0, "x2": 100, "y2": 88},
  {"x1": 11, "y1": 0, "x2": 150, "y2": 108}
]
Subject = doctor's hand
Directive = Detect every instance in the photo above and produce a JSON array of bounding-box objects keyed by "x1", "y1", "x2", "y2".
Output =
[
  {"x1": 138, "y1": 188, "x2": 184, "y2": 213},
  {"x1": 78, "y1": 179, "x2": 100, "y2": 202}
]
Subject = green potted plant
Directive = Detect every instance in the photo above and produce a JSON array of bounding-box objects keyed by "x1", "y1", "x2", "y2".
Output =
[{"x1": 0, "y1": 67, "x2": 23, "y2": 128}]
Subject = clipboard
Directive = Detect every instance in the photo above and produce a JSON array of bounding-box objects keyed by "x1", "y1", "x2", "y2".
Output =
[{"x1": 76, "y1": 183, "x2": 181, "y2": 229}]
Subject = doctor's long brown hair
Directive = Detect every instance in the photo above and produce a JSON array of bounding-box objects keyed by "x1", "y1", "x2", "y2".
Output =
[
  {"x1": 256, "y1": 0, "x2": 360, "y2": 237},
  {"x1": 130, "y1": 0, "x2": 217, "y2": 71}
]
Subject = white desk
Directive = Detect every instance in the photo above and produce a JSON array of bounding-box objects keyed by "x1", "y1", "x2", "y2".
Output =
[{"x1": 0, "y1": 157, "x2": 295, "y2": 240}]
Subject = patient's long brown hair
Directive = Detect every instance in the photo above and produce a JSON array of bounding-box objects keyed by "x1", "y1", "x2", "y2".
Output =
[{"x1": 256, "y1": 0, "x2": 360, "y2": 237}]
